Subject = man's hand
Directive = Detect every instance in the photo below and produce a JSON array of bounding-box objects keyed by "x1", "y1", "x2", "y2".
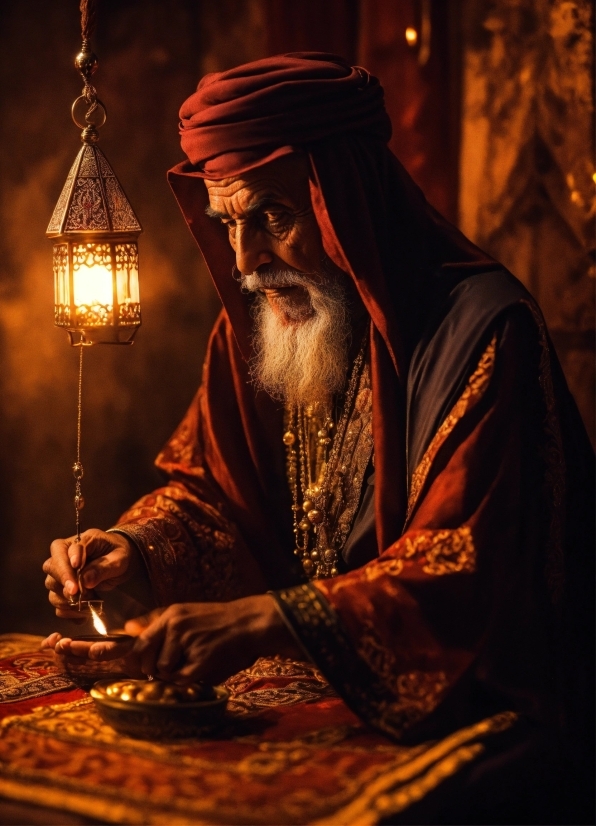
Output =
[
  {"x1": 41, "y1": 596, "x2": 302, "y2": 685},
  {"x1": 125, "y1": 595, "x2": 302, "y2": 684},
  {"x1": 42, "y1": 528, "x2": 141, "y2": 619}
]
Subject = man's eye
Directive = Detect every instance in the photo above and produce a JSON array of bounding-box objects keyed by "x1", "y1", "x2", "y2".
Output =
[
  {"x1": 263, "y1": 212, "x2": 292, "y2": 231},
  {"x1": 221, "y1": 218, "x2": 236, "y2": 229}
]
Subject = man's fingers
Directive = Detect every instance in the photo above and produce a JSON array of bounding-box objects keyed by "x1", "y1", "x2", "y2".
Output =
[
  {"x1": 47, "y1": 538, "x2": 79, "y2": 595},
  {"x1": 41, "y1": 632, "x2": 62, "y2": 650},
  {"x1": 169, "y1": 663, "x2": 203, "y2": 684},
  {"x1": 132, "y1": 619, "x2": 168, "y2": 677},
  {"x1": 88, "y1": 638, "x2": 135, "y2": 661},
  {"x1": 156, "y1": 639, "x2": 185, "y2": 676},
  {"x1": 47, "y1": 591, "x2": 87, "y2": 620},
  {"x1": 55, "y1": 637, "x2": 74, "y2": 655},
  {"x1": 67, "y1": 542, "x2": 85, "y2": 571},
  {"x1": 81, "y1": 549, "x2": 129, "y2": 591},
  {"x1": 48, "y1": 590, "x2": 73, "y2": 609},
  {"x1": 44, "y1": 574, "x2": 79, "y2": 606}
]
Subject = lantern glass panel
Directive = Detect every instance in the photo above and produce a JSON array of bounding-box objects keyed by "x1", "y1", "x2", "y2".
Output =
[
  {"x1": 115, "y1": 242, "x2": 140, "y2": 325},
  {"x1": 72, "y1": 242, "x2": 113, "y2": 327},
  {"x1": 53, "y1": 243, "x2": 71, "y2": 326}
]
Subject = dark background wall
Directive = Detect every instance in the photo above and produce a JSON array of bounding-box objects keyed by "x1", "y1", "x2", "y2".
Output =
[{"x1": 0, "y1": 0, "x2": 592, "y2": 636}]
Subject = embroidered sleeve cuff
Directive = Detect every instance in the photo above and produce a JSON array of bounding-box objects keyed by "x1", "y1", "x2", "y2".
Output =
[
  {"x1": 271, "y1": 583, "x2": 397, "y2": 735},
  {"x1": 107, "y1": 521, "x2": 176, "y2": 607}
]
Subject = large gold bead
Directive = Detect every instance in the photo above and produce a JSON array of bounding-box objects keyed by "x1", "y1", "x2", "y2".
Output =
[
  {"x1": 310, "y1": 549, "x2": 320, "y2": 561},
  {"x1": 283, "y1": 431, "x2": 296, "y2": 446},
  {"x1": 298, "y1": 519, "x2": 311, "y2": 532},
  {"x1": 307, "y1": 509, "x2": 324, "y2": 525},
  {"x1": 330, "y1": 567, "x2": 339, "y2": 577},
  {"x1": 302, "y1": 498, "x2": 314, "y2": 513},
  {"x1": 302, "y1": 558, "x2": 314, "y2": 575},
  {"x1": 317, "y1": 428, "x2": 328, "y2": 439},
  {"x1": 323, "y1": 548, "x2": 336, "y2": 564}
]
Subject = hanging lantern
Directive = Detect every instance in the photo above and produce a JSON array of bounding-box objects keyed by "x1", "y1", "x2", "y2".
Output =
[
  {"x1": 46, "y1": 37, "x2": 142, "y2": 346},
  {"x1": 45, "y1": 0, "x2": 144, "y2": 566}
]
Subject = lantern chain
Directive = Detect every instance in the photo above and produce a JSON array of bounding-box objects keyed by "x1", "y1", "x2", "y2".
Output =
[
  {"x1": 75, "y1": 0, "x2": 100, "y2": 126},
  {"x1": 73, "y1": 345, "x2": 85, "y2": 542},
  {"x1": 80, "y1": 0, "x2": 97, "y2": 44}
]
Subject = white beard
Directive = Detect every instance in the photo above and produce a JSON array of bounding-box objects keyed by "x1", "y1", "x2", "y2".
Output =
[{"x1": 243, "y1": 270, "x2": 351, "y2": 408}]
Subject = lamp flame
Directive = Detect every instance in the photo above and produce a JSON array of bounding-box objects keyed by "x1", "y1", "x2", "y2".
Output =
[
  {"x1": 89, "y1": 603, "x2": 108, "y2": 636},
  {"x1": 74, "y1": 264, "x2": 113, "y2": 308}
]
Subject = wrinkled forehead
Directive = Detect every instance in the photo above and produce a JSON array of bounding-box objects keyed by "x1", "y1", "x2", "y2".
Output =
[{"x1": 203, "y1": 152, "x2": 312, "y2": 213}]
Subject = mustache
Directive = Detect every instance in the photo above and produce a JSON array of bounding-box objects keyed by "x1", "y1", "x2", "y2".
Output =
[{"x1": 239, "y1": 269, "x2": 324, "y2": 293}]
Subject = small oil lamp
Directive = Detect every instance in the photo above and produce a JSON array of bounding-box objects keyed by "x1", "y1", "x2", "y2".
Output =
[
  {"x1": 63, "y1": 601, "x2": 135, "y2": 690},
  {"x1": 73, "y1": 601, "x2": 134, "y2": 645}
]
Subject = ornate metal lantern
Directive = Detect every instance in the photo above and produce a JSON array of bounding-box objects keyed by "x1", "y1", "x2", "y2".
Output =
[
  {"x1": 46, "y1": 37, "x2": 141, "y2": 346},
  {"x1": 46, "y1": 0, "x2": 143, "y2": 552}
]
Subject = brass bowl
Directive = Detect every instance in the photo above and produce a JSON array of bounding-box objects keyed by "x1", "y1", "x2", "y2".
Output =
[
  {"x1": 90, "y1": 679, "x2": 229, "y2": 739},
  {"x1": 56, "y1": 634, "x2": 134, "y2": 690}
]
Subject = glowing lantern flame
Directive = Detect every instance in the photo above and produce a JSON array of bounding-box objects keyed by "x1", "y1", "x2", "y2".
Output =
[
  {"x1": 74, "y1": 264, "x2": 113, "y2": 309},
  {"x1": 89, "y1": 603, "x2": 108, "y2": 636}
]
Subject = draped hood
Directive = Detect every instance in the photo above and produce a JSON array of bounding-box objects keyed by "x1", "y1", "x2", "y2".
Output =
[{"x1": 166, "y1": 52, "x2": 501, "y2": 567}]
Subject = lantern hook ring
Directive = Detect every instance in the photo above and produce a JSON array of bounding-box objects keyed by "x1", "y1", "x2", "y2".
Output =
[{"x1": 72, "y1": 95, "x2": 107, "y2": 131}]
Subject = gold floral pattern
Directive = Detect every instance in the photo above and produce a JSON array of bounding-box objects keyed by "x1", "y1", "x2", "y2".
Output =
[
  {"x1": 410, "y1": 526, "x2": 475, "y2": 576},
  {"x1": 361, "y1": 526, "x2": 476, "y2": 582},
  {"x1": 114, "y1": 484, "x2": 251, "y2": 606},
  {"x1": 328, "y1": 359, "x2": 374, "y2": 551},
  {"x1": 406, "y1": 335, "x2": 497, "y2": 524},
  {"x1": 380, "y1": 671, "x2": 449, "y2": 732},
  {"x1": 0, "y1": 636, "x2": 520, "y2": 826},
  {"x1": 0, "y1": 639, "x2": 74, "y2": 703}
]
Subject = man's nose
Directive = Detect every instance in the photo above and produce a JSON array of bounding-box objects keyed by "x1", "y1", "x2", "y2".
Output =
[{"x1": 235, "y1": 223, "x2": 273, "y2": 274}]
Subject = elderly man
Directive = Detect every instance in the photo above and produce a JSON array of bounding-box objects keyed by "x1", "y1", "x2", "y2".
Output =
[{"x1": 42, "y1": 54, "x2": 592, "y2": 819}]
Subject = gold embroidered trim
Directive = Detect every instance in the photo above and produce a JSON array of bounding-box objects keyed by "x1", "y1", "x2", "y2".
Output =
[
  {"x1": 380, "y1": 670, "x2": 449, "y2": 728},
  {"x1": 406, "y1": 334, "x2": 498, "y2": 524},
  {"x1": 328, "y1": 358, "x2": 374, "y2": 551},
  {"x1": 417, "y1": 526, "x2": 476, "y2": 575},
  {"x1": 362, "y1": 526, "x2": 475, "y2": 582},
  {"x1": 314, "y1": 710, "x2": 518, "y2": 826}
]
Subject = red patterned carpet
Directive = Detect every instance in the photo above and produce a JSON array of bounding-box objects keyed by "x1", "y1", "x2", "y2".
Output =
[{"x1": 0, "y1": 634, "x2": 516, "y2": 824}]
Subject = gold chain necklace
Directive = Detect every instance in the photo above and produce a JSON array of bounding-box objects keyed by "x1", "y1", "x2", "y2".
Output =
[{"x1": 283, "y1": 336, "x2": 367, "y2": 580}]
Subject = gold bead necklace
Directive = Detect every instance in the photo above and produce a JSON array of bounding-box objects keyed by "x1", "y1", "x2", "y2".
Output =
[{"x1": 283, "y1": 336, "x2": 367, "y2": 579}]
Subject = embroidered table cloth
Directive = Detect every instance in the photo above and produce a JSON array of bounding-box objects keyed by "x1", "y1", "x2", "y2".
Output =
[{"x1": 0, "y1": 633, "x2": 516, "y2": 825}]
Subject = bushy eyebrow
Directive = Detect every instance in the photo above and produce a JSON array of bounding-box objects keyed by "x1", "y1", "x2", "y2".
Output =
[
  {"x1": 204, "y1": 197, "x2": 287, "y2": 221},
  {"x1": 205, "y1": 205, "x2": 225, "y2": 219}
]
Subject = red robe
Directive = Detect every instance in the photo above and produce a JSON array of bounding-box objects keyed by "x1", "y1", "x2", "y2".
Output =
[{"x1": 112, "y1": 55, "x2": 593, "y2": 813}]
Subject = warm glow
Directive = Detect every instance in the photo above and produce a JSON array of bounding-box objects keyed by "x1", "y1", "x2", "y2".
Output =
[
  {"x1": 89, "y1": 604, "x2": 108, "y2": 635},
  {"x1": 405, "y1": 27, "x2": 418, "y2": 46},
  {"x1": 74, "y1": 264, "x2": 113, "y2": 308},
  {"x1": 116, "y1": 267, "x2": 140, "y2": 303}
]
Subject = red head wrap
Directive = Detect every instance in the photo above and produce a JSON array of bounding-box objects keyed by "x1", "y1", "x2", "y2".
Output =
[{"x1": 178, "y1": 53, "x2": 392, "y2": 179}]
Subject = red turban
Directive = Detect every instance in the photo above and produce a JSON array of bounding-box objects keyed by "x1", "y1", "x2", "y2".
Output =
[
  {"x1": 167, "y1": 53, "x2": 498, "y2": 564},
  {"x1": 178, "y1": 53, "x2": 392, "y2": 179}
]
